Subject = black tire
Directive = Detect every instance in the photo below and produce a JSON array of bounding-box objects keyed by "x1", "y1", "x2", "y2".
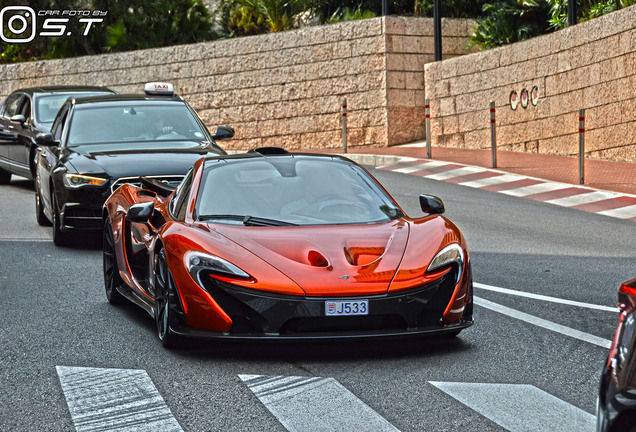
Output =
[
  {"x1": 0, "y1": 168, "x2": 10, "y2": 185},
  {"x1": 103, "y1": 218, "x2": 126, "y2": 305},
  {"x1": 155, "y1": 249, "x2": 181, "y2": 348},
  {"x1": 35, "y1": 175, "x2": 51, "y2": 226},
  {"x1": 51, "y1": 191, "x2": 71, "y2": 246}
]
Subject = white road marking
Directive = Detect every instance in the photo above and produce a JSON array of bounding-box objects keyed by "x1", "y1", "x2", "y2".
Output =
[
  {"x1": 499, "y1": 182, "x2": 570, "y2": 197},
  {"x1": 239, "y1": 374, "x2": 400, "y2": 432},
  {"x1": 429, "y1": 382, "x2": 596, "y2": 432},
  {"x1": 56, "y1": 366, "x2": 183, "y2": 432},
  {"x1": 458, "y1": 174, "x2": 522, "y2": 188},
  {"x1": 597, "y1": 203, "x2": 636, "y2": 219},
  {"x1": 474, "y1": 282, "x2": 618, "y2": 312},
  {"x1": 474, "y1": 297, "x2": 612, "y2": 348},
  {"x1": 545, "y1": 191, "x2": 618, "y2": 207},
  {"x1": 424, "y1": 166, "x2": 484, "y2": 180}
]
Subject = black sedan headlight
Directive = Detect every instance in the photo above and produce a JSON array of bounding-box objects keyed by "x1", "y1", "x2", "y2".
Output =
[{"x1": 63, "y1": 173, "x2": 108, "y2": 188}]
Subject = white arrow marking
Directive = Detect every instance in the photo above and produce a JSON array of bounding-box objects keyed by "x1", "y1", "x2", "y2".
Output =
[
  {"x1": 56, "y1": 366, "x2": 183, "y2": 432},
  {"x1": 240, "y1": 374, "x2": 400, "y2": 432},
  {"x1": 429, "y1": 382, "x2": 595, "y2": 432}
]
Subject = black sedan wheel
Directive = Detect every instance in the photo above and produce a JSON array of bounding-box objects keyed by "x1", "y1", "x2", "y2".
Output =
[
  {"x1": 103, "y1": 218, "x2": 125, "y2": 305},
  {"x1": 35, "y1": 175, "x2": 51, "y2": 226},
  {"x1": 155, "y1": 249, "x2": 180, "y2": 348},
  {"x1": 51, "y1": 191, "x2": 70, "y2": 246},
  {"x1": 0, "y1": 168, "x2": 10, "y2": 184}
]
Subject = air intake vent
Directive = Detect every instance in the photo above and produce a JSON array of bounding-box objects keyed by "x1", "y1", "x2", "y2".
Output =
[{"x1": 249, "y1": 147, "x2": 290, "y2": 155}]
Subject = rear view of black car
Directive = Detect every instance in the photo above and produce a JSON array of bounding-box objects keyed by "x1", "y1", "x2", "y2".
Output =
[
  {"x1": 34, "y1": 83, "x2": 230, "y2": 245},
  {"x1": 597, "y1": 278, "x2": 636, "y2": 432},
  {"x1": 0, "y1": 86, "x2": 116, "y2": 183}
]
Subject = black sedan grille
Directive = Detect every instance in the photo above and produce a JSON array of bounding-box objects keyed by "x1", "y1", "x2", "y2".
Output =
[{"x1": 111, "y1": 175, "x2": 184, "y2": 193}]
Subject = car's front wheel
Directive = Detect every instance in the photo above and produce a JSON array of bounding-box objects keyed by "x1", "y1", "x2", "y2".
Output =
[
  {"x1": 51, "y1": 191, "x2": 70, "y2": 246},
  {"x1": 0, "y1": 167, "x2": 10, "y2": 184},
  {"x1": 155, "y1": 249, "x2": 181, "y2": 348},
  {"x1": 35, "y1": 174, "x2": 51, "y2": 226},
  {"x1": 103, "y1": 217, "x2": 125, "y2": 305}
]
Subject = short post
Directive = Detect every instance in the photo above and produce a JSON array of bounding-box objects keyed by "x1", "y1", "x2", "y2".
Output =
[
  {"x1": 342, "y1": 98, "x2": 347, "y2": 154},
  {"x1": 425, "y1": 99, "x2": 431, "y2": 158},
  {"x1": 490, "y1": 101, "x2": 497, "y2": 168},
  {"x1": 579, "y1": 108, "x2": 585, "y2": 184}
]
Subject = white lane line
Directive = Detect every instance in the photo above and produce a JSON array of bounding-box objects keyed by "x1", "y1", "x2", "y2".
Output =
[
  {"x1": 429, "y1": 382, "x2": 596, "y2": 432},
  {"x1": 474, "y1": 282, "x2": 618, "y2": 312},
  {"x1": 56, "y1": 366, "x2": 183, "y2": 432},
  {"x1": 545, "y1": 191, "x2": 618, "y2": 207},
  {"x1": 458, "y1": 174, "x2": 522, "y2": 188},
  {"x1": 240, "y1": 374, "x2": 400, "y2": 432},
  {"x1": 424, "y1": 166, "x2": 484, "y2": 180},
  {"x1": 499, "y1": 182, "x2": 570, "y2": 197},
  {"x1": 597, "y1": 203, "x2": 636, "y2": 219},
  {"x1": 474, "y1": 297, "x2": 612, "y2": 348}
]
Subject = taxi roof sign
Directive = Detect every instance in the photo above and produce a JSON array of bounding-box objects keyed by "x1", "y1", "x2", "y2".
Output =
[{"x1": 144, "y1": 82, "x2": 174, "y2": 96}]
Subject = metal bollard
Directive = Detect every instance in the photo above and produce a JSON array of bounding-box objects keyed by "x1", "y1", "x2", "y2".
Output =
[
  {"x1": 490, "y1": 101, "x2": 497, "y2": 168},
  {"x1": 579, "y1": 108, "x2": 585, "y2": 184},
  {"x1": 425, "y1": 99, "x2": 431, "y2": 159},
  {"x1": 342, "y1": 98, "x2": 347, "y2": 154}
]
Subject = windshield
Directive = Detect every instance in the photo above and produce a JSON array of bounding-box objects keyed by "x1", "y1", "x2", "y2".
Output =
[
  {"x1": 35, "y1": 92, "x2": 112, "y2": 124},
  {"x1": 196, "y1": 158, "x2": 404, "y2": 226},
  {"x1": 67, "y1": 103, "x2": 207, "y2": 146}
]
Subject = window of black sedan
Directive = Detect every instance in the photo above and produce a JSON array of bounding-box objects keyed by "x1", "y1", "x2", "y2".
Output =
[{"x1": 67, "y1": 104, "x2": 207, "y2": 145}]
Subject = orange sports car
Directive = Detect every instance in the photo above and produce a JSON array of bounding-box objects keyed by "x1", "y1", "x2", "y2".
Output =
[{"x1": 102, "y1": 148, "x2": 473, "y2": 347}]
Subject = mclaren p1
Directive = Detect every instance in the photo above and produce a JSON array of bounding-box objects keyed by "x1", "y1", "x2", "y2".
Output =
[{"x1": 102, "y1": 147, "x2": 474, "y2": 347}]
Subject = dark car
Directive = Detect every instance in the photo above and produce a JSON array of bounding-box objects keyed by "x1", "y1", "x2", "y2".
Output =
[
  {"x1": 0, "y1": 86, "x2": 117, "y2": 183},
  {"x1": 597, "y1": 278, "x2": 636, "y2": 432},
  {"x1": 35, "y1": 83, "x2": 229, "y2": 245},
  {"x1": 103, "y1": 147, "x2": 473, "y2": 348}
]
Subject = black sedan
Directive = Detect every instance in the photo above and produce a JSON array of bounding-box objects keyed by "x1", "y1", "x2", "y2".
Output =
[
  {"x1": 597, "y1": 278, "x2": 636, "y2": 432},
  {"x1": 0, "y1": 86, "x2": 116, "y2": 183},
  {"x1": 34, "y1": 84, "x2": 229, "y2": 245}
]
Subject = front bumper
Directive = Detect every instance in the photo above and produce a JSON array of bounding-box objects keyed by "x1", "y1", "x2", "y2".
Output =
[{"x1": 171, "y1": 270, "x2": 474, "y2": 341}]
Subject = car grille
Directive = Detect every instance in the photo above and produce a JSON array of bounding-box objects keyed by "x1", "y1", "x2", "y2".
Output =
[{"x1": 110, "y1": 175, "x2": 185, "y2": 193}]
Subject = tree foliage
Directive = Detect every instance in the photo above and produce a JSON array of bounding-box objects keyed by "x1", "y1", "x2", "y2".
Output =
[{"x1": 415, "y1": 0, "x2": 488, "y2": 17}]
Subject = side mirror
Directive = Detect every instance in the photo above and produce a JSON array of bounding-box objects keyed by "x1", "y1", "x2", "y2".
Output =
[
  {"x1": 212, "y1": 126, "x2": 235, "y2": 141},
  {"x1": 126, "y1": 202, "x2": 155, "y2": 223},
  {"x1": 10, "y1": 114, "x2": 26, "y2": 125},
  {"x1": 618, "y1": 278, "x2": 636, "y2": 312},
  {"x1": 419, "y1": 194, "x2": 445, "y2": 215},
  {"x1": 35, "y1": 132, "x2": 57, "y2": 146}
]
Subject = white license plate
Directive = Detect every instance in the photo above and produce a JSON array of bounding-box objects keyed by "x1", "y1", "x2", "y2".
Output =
[{"x1": 325, "y1": 300, "x2": 369, "y2": 316}]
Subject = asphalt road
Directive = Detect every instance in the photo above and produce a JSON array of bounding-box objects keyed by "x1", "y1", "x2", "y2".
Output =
[{"x1": 1, "y1": 170, "x2": 634, "y2": 432}]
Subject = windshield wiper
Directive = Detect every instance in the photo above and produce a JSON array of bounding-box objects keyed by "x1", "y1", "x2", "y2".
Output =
[{"x1": 198, "y1": 214, "x2": 297, "y2": 226}]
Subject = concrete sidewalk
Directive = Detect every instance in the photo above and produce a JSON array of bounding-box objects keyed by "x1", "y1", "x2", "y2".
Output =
[{"x1": 332, "y1": 144, "x2": 636, "y2": 196}]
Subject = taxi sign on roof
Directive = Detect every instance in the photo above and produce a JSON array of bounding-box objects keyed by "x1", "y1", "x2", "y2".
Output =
[{"x1": 144, "y1": 82, "x2": 174, "y2": 96}]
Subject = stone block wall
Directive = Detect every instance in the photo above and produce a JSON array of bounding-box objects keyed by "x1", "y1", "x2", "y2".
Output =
[
  {"x1": 424, "y1": 6, "x2": 636, "y2": 163},
  {"x1": 0, "y1": 16, "x2": 475, "y2": 151}
]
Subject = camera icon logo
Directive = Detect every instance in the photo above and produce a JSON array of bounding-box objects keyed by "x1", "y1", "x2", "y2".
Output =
[{"x1": 0, "y1": 6, "x2": 36, "y2": 43}]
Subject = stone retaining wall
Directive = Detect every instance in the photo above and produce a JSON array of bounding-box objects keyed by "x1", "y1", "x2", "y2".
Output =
[
  {"x1": 424, "y1": 6, "x2": 636, "y2": 163},
  {"x1": 0, "y1": 16, "x2": 474, "y2": 152}
]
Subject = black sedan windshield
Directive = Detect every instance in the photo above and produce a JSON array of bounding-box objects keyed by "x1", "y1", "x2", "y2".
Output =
[
  {"x1": 197, "y1": 158, "x2": 403, "y2": 226},
  {"x1": 35, "y1": 92, "x2": 112, "y2": 124},
  {"x1": 67, "y1": 103, "x2": 207, "y2": 145}
]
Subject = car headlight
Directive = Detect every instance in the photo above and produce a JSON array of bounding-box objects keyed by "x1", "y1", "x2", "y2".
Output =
[
  {"x1": 427, "y1": 243, "x2": 464, "y2": 284},
  {"x1": 185, "y1": 251, "x2": 251, "y2": 284},
  {"x1": 63, "y1": 173, "x2": 108, "y2": 188}
]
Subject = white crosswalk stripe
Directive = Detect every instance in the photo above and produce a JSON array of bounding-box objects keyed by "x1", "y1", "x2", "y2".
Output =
[{"x1": 56, "y1": 366, "x2": 183, "y2": 432}]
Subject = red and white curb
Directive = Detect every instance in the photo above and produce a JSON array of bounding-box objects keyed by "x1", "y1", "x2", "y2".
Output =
[{"x1": 376, "y1": 158, "x2": 636, "y2": 222}]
